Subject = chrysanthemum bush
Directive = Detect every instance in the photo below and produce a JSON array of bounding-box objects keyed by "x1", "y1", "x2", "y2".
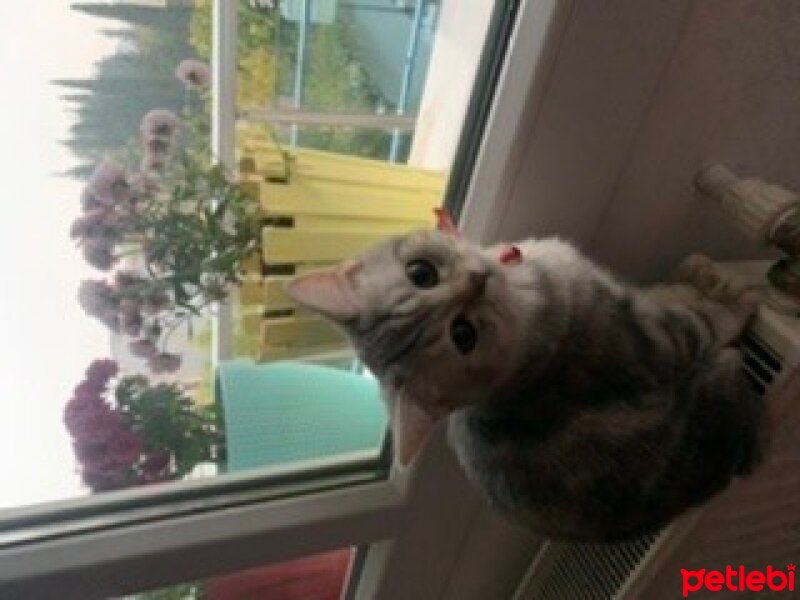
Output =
[
  {"x1": 64, "y1": 359, "x2": 225, "y2": 492},
  {"x1": 73, "y1": 59, "x2": 260, "y2": 372}
]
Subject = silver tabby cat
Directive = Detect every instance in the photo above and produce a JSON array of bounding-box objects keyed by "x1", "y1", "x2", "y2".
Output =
[{"x1": 287, "y1": 230, "x2": 766, "y2": 541}]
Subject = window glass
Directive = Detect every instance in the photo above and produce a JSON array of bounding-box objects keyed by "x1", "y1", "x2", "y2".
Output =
[{"x1": 1, "y1": 0, "x2": 494, "y2": 509}]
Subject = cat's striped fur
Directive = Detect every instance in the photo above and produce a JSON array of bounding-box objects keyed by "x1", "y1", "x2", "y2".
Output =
[{"x1": 288, "y1": 231, "x2": 766, "y2": 541}]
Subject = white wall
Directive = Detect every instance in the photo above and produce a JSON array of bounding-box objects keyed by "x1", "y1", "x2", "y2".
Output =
[
  {"x1": 486, "y1": 0, "x2": 798, "y2": 283},
  {"x1": 408, "y1": 0, "x2": 495, "y2": 170}
]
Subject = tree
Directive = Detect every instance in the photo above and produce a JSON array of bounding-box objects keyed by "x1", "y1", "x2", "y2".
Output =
[
  {"x1": 60, "y1": 3, "x2": 199, "y2": 176},
  {"x1": 71, "y1": 3, "x2": 191, "y2": 31}
]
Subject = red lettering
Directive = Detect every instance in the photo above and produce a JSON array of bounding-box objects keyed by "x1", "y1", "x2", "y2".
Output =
[
  {"x1": 746, "y1": 571, "x2": 765, "y2": 591},
  {"x1": 681, "y1": 569, "x2": 705, "y2": 597},
  {"x1": 789, "y1": 564, "x2": 796, "y2": 591},
  {"x1": 724, "y1": 565, "x2": 737, "y2": 591},
  {"x1": 767, "y1": 565, "x2": 787, "y2": 591},
  {"x1": 705, "y1": 570, "x2": 723, "y2": 591}
]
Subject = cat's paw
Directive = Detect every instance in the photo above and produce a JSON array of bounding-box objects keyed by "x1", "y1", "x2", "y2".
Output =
[{"x1": 675, "y1": 253, "x2": 721, "y2": 293}]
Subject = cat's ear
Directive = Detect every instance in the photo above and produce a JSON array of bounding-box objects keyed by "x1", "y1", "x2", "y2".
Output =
[
  {"x1": 391, "y1": 398, "x2": 436, "y2": 467},
  {"x1": 286, "y1": 260, "x2": 363, "y2": 322},
  {"x1": 434, "y1": 207, "x2": 460, "y2": 237}
]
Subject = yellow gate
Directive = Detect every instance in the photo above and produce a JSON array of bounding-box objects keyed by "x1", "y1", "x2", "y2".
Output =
[{"x1": 236, "y1": 126, "x2": 445, "y2": 361}]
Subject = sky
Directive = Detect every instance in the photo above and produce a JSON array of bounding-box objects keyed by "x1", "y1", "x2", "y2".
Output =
[{"x1": 0, "y1": 2, "x2": 117, "y2": 508}]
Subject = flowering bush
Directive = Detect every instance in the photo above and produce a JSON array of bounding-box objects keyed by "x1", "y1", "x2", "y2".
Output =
[
  {"x1": 72, "y1": 60, "x2": 260, "y2": 372},
  {"x1": 64, "y1": 359, "x2": 224, "y2": 492}
]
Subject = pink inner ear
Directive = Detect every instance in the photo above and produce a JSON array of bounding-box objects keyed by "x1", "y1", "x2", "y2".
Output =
[
  {"x1": 286, "y1": 262, "x2": 362, "y2": 321},
  {"x1": 434, "y1": 207, "x2": 460, "y2": 237},
  {"x1": 391, "y1": 398, "x2": 436, "y2": 467}
]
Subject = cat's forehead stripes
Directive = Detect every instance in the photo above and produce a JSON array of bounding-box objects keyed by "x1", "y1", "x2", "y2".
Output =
[{"x1": 391, "y1": 230, "x2": 461, "y2": 265}]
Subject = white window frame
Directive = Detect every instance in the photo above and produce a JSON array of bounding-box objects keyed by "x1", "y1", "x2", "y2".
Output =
[{"x1": 0, "y1": 1, "x2": 567, "y2": 597}]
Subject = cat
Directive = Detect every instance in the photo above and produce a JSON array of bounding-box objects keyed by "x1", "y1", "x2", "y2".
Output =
[{"x1": 286, "y1": 229, "x2": 767, "y2": 541}]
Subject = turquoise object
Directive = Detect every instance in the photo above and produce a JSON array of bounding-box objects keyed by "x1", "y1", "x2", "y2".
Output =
[{"x1": 216, "y1": 360, "x2": 387, "y2": 472}]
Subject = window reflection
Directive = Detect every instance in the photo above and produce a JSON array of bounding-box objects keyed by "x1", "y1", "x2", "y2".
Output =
[{"x1": 4, "y1": 0, "x2": 478, "y2": 508}]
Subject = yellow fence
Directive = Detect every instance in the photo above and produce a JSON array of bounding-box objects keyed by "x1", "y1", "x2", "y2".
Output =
[{"x1": 236, "y1": 126, "x2": 446, "y2": 361}]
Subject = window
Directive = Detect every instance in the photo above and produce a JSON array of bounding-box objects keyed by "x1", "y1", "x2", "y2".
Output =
[{"x1": 0, "y1": 0, "x2": 532, "y2": 596}]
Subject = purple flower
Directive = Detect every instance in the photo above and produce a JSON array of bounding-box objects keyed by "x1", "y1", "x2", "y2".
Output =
[
  {"x1": 77, "y1": 280, "x2": 116, "y2": 317},
  {"x1": 114, "y1": 270, "x2": 143, "y2": 289},
  {"x1": 120, "y1": 309, "x2": 143, "y2": 337},
  {"x1": 74, "y1": 440, "x2": 116, "y2": 472},
  {"x1": 80, "y1": 187, "x2": 103, "y2": 212},
  {"x1": 118, "y1": 296, "x2": 142, "y2": 314},
  {"x1": 70, "y1": 209, "x2": 110, "y2": 240},
  {"x1": 140, "y1": 109, "x2": 180, "y2": 138},
  {"x1": 64, "y1": 403, "x2": 122, "y2": 445},
  {"x1": 81, "y1": 467, "x2": 130, "y2": 492},
  {"x1": 129, "y1": 338, "x2": 158, "y2": 359},
  {"x1": 148, "y1": 352, "x2": 182, "y2": 374},
  {"x1": 98, "y1": 308, "x2": 121, "y2": 333},
  {"x1": 175, "y1": 59, "x2": 211, "y2": 89},
  {"x1": 70, "y1": 380, "x2": 105, "y2": 408},
  {"x1": 128, "y1": 171, "x2": 160, "y2": 196},
  {"x1": 85, "y1": 161, "x2": 131, "y2": 207},
  {"x1": 143, "y1": 134, "x2": 171, "y2": 155},
  {"x1": 141, "y1": 450, "x2": 170, "y2": 475},
  {"x1": 141, "y1": 290, "x2": 172, "y2": 315},
  {"x1": 140, "y1": 154, "x2": 166, "y2": 173},
  {"x1": 82, "y1": 238, "x2": 116, "y2": 271},
  {"x1": 107, "y1": 429, "x2": 143, "y2": 468},
  {"x1": 85, "y1": 359, "x2": 119, "y2": 389}
]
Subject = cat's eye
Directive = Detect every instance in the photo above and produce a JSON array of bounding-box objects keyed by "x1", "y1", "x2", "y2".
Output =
[
  {"x1": 406, "y1": 259, "x2": 439, "y2": 289},
  {"x1": 451, "y1": 316, "x2": 477, "y2": 354}
]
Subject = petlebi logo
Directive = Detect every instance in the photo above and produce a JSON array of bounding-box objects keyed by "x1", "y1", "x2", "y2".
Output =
[{"x1": 681, "y1": 564, "x2": 796, "y2": 597}]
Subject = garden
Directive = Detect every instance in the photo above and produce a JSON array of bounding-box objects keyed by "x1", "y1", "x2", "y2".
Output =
[{"x1": 63, "y1": 0, "x2": 403, "y2": 491}]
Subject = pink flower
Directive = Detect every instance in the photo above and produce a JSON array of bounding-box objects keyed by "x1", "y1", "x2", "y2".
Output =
[
  {"x1": 129, "y1": 338, "x2": 158, "y2": 359},
  {"x1": 148, "y1": 352, "x2": 182, "y2": 374},
  {"x1": 140, "y1": 109, "x2": 180, "y2": 138},
  {"x1": 85, "y1": 359, "x2": 119, "y2": 388},
  {"x1": 82, "y1": 238, "x2": 116, "y2": 271},
  {"x1": 175, "y1": 59, "x2": 211, "y2": 89}
]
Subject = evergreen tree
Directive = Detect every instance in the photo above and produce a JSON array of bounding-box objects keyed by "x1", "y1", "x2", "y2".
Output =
[
  {"x1": 60, "y1": 3, "x2": 198, "y2": 177},
  {"x1": 71, "y1": 3, "x2": 190, "y2": 31}
]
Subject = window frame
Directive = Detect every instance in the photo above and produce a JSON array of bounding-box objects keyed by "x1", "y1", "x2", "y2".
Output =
[{"x1": 0, "y1": 0, "x2": 562, "y2": 596}]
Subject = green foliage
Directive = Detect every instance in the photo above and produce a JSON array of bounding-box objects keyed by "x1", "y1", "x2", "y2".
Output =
[
  {"x1": 115, "y1": 375, "x2": 223, "y2": 477},
  {"x1": 190, "y1": 1, "x2": 280, "y2": 109},
  {"x1": 188, "y1": 2, "x2": 392, "y2": 159},
  {"x1": 298, "y1": 20, "x2": 391, "y2": 159}
]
